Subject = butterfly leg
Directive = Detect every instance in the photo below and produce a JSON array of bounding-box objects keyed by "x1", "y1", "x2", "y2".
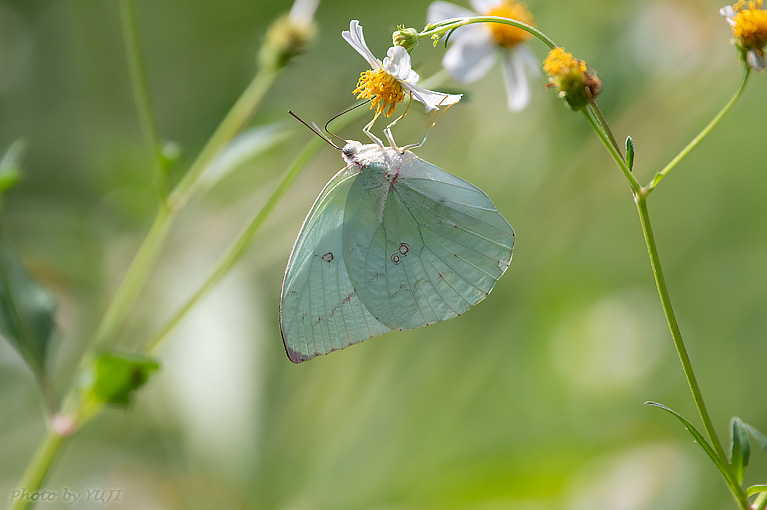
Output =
[
  {"x1": 401, "y1": 100, "x2": 454, "y2": 151},
  {"x1": 363, "y1": 112, "x2": 385, "y2": 148},
  {"x1": 383, "y1": 94, "x2": 414, "y2": 152}
]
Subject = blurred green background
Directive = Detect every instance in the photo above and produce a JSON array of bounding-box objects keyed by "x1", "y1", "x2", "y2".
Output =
[{"x1": 1, "y1": 0, "x2": 766, "y2": 508}]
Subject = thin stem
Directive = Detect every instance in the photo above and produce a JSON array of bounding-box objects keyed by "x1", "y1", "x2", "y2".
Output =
[
  {"x1": 635, "y1": 194, "x2": 749, "y2": 510},
  {"x1": 10, "y1": 429, "x2": 68, "y2": 510},
  {"x1": 420, "y1": 16, "x2": 557, "y2": 50},
  {"x1": 589, "y1": 98, "x2": 622, "y2": 161},
  {"x1": 646, "y1": 67, "x2": 750, "y2": 193},
  {"x1": 755, "y1": 490, "x2": 767, "y2": 510},
  {"x1": 582, "y1": 108, "x2": 642, "y2": 193},
  {"x1": 92, "y1": 205, "x2": 172, "y2": 351},
  {"x1": 120, "y1": 0, "x2": 168, "y2": 193},
  {"x1": 167, "y1": 68, "x2": 278, "y2": 211},
  {"x1": 146, "y1": 136, "x2": 324, "y2": 353}
]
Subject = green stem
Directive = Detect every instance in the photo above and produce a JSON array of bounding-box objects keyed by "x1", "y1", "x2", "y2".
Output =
[
  {"x1": 420, "y1": 16, "x2": 557, "y2": 50},
  {"x1": 755, "y1": 490, "x2": 767, "y2": 510},
  {"x1": 582, "y1": 108, "x2": 641, "y2": 193},
  {"x1": 10, "y1": 428, "x2": 69, "y2": 510},
  {"x1": 588, "y1": 98, "x2": 622, "y2": 161},
  {"x1": 120, "y1": 0, "x2": 168, "y2": 193},
  {"x1": 147, "y1": 136, "x2": 324, "y2": 353},
  {"x1": 167, "y1": 68, "x2": 278, "y2": 211},
  {"x1": 92, "y1": 204, "x2": 172, "y2": 351},
  {"x1": 646, "y1": 67, "x2": 750, "y2": 193},
  {"x1": 635, "y1": 193, "x2": 748, "y2": 510}
]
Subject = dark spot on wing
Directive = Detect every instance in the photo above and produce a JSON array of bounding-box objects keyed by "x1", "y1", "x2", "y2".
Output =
[
  {"x1": 322, "y1": 252, "x2": 334, "y2": 263},
  {"x1": 391, "y1": 254, "x2": 401, "y2": 264},
  {"x1": 399, "y1": 243, "x2": 409, "y2": 255}
]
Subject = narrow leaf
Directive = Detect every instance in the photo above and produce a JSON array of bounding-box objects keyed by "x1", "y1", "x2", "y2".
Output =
[
  {"x1": 625, "y1": 136, "x2": 635, "y2": 171},
  {"x1": 747, "y1": 485, "x2": 767, "y2": 497},
  {"x1": 0, "y1": 239, "x2": 57, "y2": 379},
  {"x1": 81, "y1": 351, "x2": 160, "y2": 407},
  {"x1": 0, "y1": 140, "x2": 26, "y2": 197},
  {"x1": 645, "y1": 401, "x2": 731, "y2": 481},
  {"x1": 730, "y1": 417, "x2": 751, "y2": 485},
  {"x1": 744, "y1": 423, "x2": 767, "y2": 452}
]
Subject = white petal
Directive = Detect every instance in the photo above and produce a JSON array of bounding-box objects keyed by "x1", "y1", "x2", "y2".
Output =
[
  {"x1": 470, "y1": 0, "x2": 499, "y2": 14},
  {"x1": 427, "y1": 2, "x2": 488, "y2": 46},
  {"x1": 383, "y1": 46, "x2": 420, "y2": 84},
  {"x1": 427, "y1": 1, "x2": 477, "y2": 23},
  {"x1": 747, "y1": 50, "x2": 767, "y2": 70},
  {"x1": 342, "y1": 20, "x2": 382, "y2": 70},
  {"x1": 402, "y1": 83, "x2": 463, "y2": 112},
  {"x1": 720, "y1": 5, "x2": 736, "y2": 18},
  {"x1": 518, "y1": 44, "x2": 541, "y2": 77},
  {"x1": 288, "y1": 0, "x2": 319, "y2": 23},
  {"x1": 442, "y1": 31, "x2": 497, "y2": 83},
  {"x1": 500, "y1": 46, "x2": 531, "y2": 112}
]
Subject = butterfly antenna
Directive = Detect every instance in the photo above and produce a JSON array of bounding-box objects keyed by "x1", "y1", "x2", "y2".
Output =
[
  {"x1": 324, "y1": 101, "x2": 371, "y2": 143},
  {"x1": 288, "y1": 110, "x2": 342, "y2": 150}
]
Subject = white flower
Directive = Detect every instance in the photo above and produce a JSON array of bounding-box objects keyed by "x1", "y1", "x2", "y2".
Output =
[
  {"x1": 342, "y1": 20, "x2": 462, "y2": 116},
  {"x1": 427, "y1": 0, "x2": 540, "y2": 112}
]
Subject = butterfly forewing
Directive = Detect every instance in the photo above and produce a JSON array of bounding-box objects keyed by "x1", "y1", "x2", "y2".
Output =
[
  {"x1": 280, "y1": 165, "x2": 390, "y2": 363},
  {"x1": 342, "y1": 151, "x2": 515, "y2": 331}
]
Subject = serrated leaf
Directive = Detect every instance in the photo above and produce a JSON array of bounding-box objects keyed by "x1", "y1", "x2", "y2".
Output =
[
  {"x1": 625, "y1": 136, "x2": 635, "y2": 171},
  {"x1": 730, "y1": 417, "x2": 751, "y2": 485},
  {"x1": 81, "y1": 351, "x2": 160, "y2": 407},
  {"x1": 744, "y1": 423, "x2": 767, "y2": 452},
  {"x1": 0, "y1": 238, "x2": 57, "y2": 379},
  {"x1": 645, "y1": 402, "x2": 731, "y2": 481}
]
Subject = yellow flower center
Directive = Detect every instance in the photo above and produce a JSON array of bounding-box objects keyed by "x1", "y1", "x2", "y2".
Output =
[
  {"x1": 353, "y1": 68, "x2": 405, "y2": 117},
  {"x1": 484, "y1": 0, "x2": 534, "y2": 48},
  {"x1": 731, "y1": 0, "x2": 767, "y2": 49},
  {"x1": 543, "y1": 47, "x2": 587, "y2": 78}
]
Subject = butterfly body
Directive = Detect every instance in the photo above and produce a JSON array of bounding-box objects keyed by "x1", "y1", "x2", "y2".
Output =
[{"x1": 280, "y1": 142, "x2": 514, "y2": 363}]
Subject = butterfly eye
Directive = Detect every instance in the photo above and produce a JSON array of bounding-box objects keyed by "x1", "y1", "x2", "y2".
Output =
[{"x1": 342, "y1": 145, "x2": 356, "y2": 158}]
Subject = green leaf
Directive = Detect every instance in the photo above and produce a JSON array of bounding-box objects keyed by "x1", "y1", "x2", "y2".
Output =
[
  {"x1": 744, "y1": 422, "x2": 767, "y2": 452},
  {"x1": 0, "y1": 238, "x2": 57, "y2": 379},
  {"x1": 81, "y1": 351, "x2": 160, "y2": 406},
  {"x1": 645, "y1": 402, "x2": 731, "y2": 482},
  {"x1": 625, "y1": 136, "x2": 635, "y2": 171},
  {"x1": 0, "y1": 140, "x2": 26, "y2": 199},
  {"x1": 747, "y1": 485, "x2": 767, "y2": 497},
  {"x1": 730, "y1": 417, "x2": 751, "y2": 485}
]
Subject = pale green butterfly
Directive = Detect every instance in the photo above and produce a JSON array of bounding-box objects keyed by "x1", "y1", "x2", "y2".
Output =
[{"x1": 279, "y1": 120, "x2": 515, "y2": 363}]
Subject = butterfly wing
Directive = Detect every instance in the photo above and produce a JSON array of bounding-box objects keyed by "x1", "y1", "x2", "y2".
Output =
[
  {"x1": 342, "y1": 151, "x2": 514, "y2": 330},
  {"x1": 280, "y1": 165, "x2": 390, "y2": 363}
]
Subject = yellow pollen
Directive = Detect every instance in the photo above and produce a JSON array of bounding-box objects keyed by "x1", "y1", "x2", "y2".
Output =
[
  {"x1": 731, "y1": 0, "x2": 767, "y2": 49},
  {"x1": 352, "y1": 68, "x2": 405, "y2": 117},
  {"x1": 543, "y1": 47, "x2": 587, "y2": 78},
  {"x1": 485, "y1": 0, "x2": 534, "y2": 48}
]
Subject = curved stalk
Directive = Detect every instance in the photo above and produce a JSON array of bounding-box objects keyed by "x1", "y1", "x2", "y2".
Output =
[
  {"x1": 646, "y1": 68, "x2": 750, "y2": 193},
  {"x1": 420, "y1": 16, "x2": 557, "y2": 50}
]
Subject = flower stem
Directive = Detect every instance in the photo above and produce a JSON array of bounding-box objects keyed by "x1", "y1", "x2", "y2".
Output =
[
  {"x1": 10, "y1": 429, "x2": 69, "y2": 510},
  {"x1": 634, "y1": 193, "x2": 749, "y2": 510},
  {"x1": 146, "y1": 135, "x2": 325, "y2": 353},
  {"x1": 420, "y1": 16, "x2": 557, "y2": 50},
  {"x1": 581, "y1": 107, "x2": 641, "y2": 193},
  {"x1": 120, "y1": 0, "x2": 168, "y2": 196},
  {"x1": 167, "y1": 67, "x2": 278, "y2": 211},
  {"x1": 646, "y1": 67, "x2": 750, "y2": 193}
]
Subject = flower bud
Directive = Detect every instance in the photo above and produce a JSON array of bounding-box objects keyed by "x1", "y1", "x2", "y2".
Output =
[
  {"x1": 257, "y1": 15, "x2": 317, "y2": 72},
  {"x1": 393, "y1": 26, "x2": 419, "y2": 52}
]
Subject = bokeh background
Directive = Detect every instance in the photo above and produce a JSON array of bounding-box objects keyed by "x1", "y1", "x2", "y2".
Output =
[{"x1": 1, "y1": 0, "x2": 766, "y2": 508}]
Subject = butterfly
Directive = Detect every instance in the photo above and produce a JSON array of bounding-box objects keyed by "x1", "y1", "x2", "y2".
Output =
[{"x1": 279, "y1": 139, "x2": 515, "y2": 363}]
